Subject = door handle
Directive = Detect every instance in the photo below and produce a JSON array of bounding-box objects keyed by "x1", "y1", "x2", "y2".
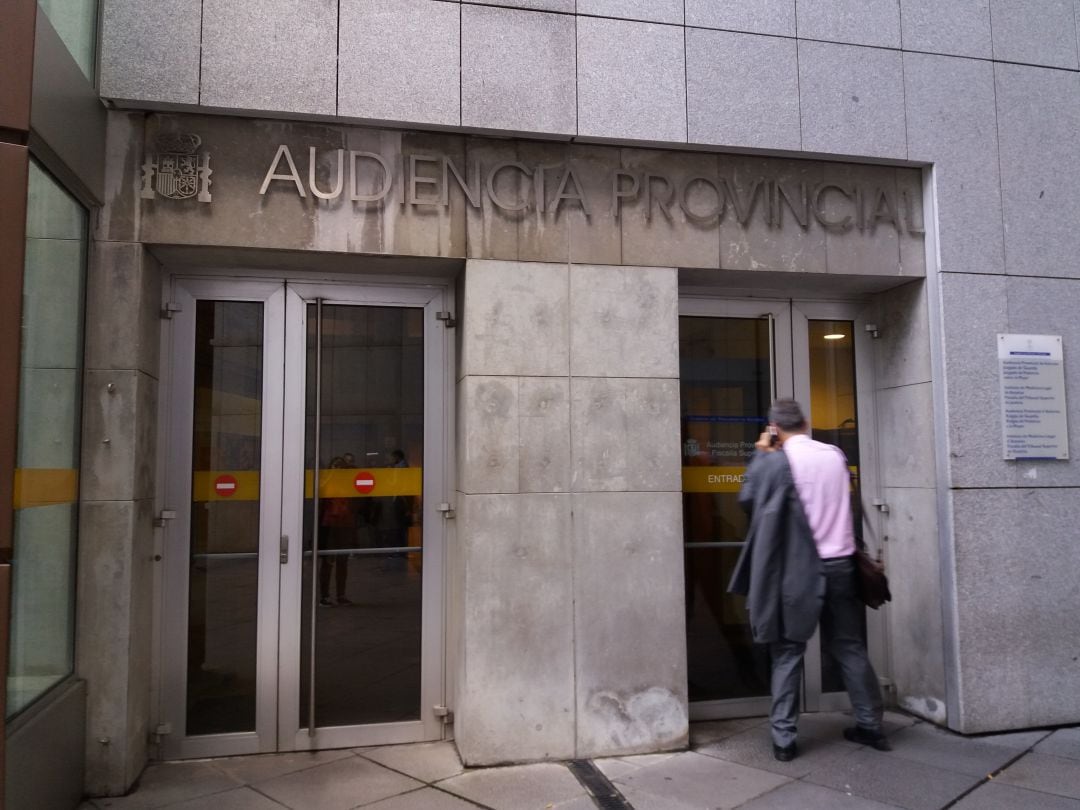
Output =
[{"x1": 280, "y1": 535, "x2": 289, "y2": 564}]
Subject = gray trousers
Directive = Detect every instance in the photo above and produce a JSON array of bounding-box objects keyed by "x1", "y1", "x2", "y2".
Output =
[{"x1": 768, "y1": 556, "x2": 884, "y2": 748}]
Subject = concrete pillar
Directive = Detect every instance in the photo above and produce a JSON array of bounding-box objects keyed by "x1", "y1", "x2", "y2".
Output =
[
  {"x1": 454, "y1": 259, "x2": 687, "y2": 765},
  {"x1": 76, "y1": 238, "x2": 160, "y2": 795}
]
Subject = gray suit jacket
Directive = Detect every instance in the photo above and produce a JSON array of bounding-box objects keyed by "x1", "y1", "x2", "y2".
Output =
[{"x1": 727, "y1": 449, "x2": 825, "y2": 644}]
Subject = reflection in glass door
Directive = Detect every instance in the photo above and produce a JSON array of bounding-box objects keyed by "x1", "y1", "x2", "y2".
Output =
[
  {"x1": 186, "y1": 300, "x2": 265, "y2": 736},
  {"x1": 161, "y1": 279, "x2": 447, "y2": 759},
  {"x1": 298, "y1": 303, "x2": 425, "y2": 732}
]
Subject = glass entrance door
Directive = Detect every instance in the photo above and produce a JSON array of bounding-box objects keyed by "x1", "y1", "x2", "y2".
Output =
[
  {"x1": 680, "y1": 297, "x2": 883, "y2": 720},
  {"x1": 160, "y1": 278, "x2": 448, "y2": 759}
]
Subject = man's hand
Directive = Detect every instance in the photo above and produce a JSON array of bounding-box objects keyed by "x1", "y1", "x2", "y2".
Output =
[{"x1": 755, "y1": 430, "x2": 777, "y2": 453}]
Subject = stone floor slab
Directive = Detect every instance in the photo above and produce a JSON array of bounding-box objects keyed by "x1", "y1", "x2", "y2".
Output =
[
  {"x1": 359, "y1": 786, "x2": 489, "y2": 810},
  {"x1": 689, "y1": 717, "x2": 767, "y2": 747},
  {"x1": 974, "y1": 728, "x2": 1052, "y2": 750},
  {"x1": 996, "y1": 752, "x2": 1080, "y2": 800},
  {"x1": 253, "y1": 755, "x2": 422, "y2": 810},
  {"x1": 93, "y1": 761, "x2": 244, "y2": 809},
  {"x1": 885, "y1": 722, "x2": 1019, "y2": 777},
  {"x1": 805, "y1": 747, "x2": 979, "y2": 809},
  {"x1": 613, "y1": 750, "x2": 790, "y2": 809},
  {"x1": 738, "y1": 780, "x2": 906, "y2": 809},
  {"x1": 619, "y1": 786, "x2": 711, "y2": 810},
  {"x1": 211, "y1": 749, "x2": 354, "y2": 785},
  {"x1": 696, "y1": 726, "x2": 859, "y2": 778},
  {"x1": 167, "y1": 787, "x2": 290, "y2": 810},
  {"x1": 1037, "y1": 728, "x2": 1080, "y2": 762},
  {"x1": 591, "y1": 757, "x2": 638, "y2": 781},
  {"x1": 358, "y1": 741, "x2": 465, "y2": 784},
  {"x1": 952, "y1": 780, "x2": 1080, "y2": 809},
  {"x1": 795, "y1": 711, "x2": 908, "y2": 744},
  {"x1": 437, "y1": 762, "x2": 586, "y2": 810}
]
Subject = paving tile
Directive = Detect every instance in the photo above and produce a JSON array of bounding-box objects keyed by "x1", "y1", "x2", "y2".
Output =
[
  {"x1": 805, "y1": 747, "x2": 980, "y2": 809},
  {"x1": 1037, "y1": 729, "x2": 1080, "y2": 762},
  {"x1": 94, "y1": 761, "x2": 244, "y2": 809},
  {"x1": 211, "y1": 750, "x2": 354, "y2": 785},
  {"x1": 167, "y1": 787, "x2": 288, "y2": 810},
  {"x1": 618, "y1": 787, "x2": 708, "y2": 810},
  {"x1": 359, "y1": 787, "x2": 486, "y2": 810},
  {"x1": 689, "y1": 717, "x2": 766, "y2": 747},
  {"x1": 885, "y1": 723, "x2": 1019, "y2": 777},
  {"x1": 592, "y1": 757, "x2": 638, "y2": 781},
  {"x1": 882, "y1": 711, "x2": 920, "y2": 729},
  {"x1": 796, "y1": 711, "x2": 910, "y2": 743},
  {"x1": 976, "y1": 729, "x2": 1052, "y2": 750},
  {"x1": 254, "y1": 756, "x2": 422, "y2": 810},
  {"x1": 437, "y1": 762, "x2": 586, "y2": 810},
  {"x1": 738, "y1": 780, "x2": 904, "y2": 809},
  {"x1": 695, "y1": 726, "x2": 860, "y2": 778},
  {"x1": 550, "y1": 797, "x2": 600, "y2": 810},
  {"x1": 996, "y1": 752, "x2": 1080, "y2": 800},
  {"x1": 614, "y1": 752, "x2": 681, "y2": 769},
  {"x1": 952, "y1": 780, "x2": 1080, "y2": 809},
  {"x1": 613, "y1": 751, "x2": 790, "y2": 809},
  {"x1": 358, "y1": 741, "x2": 464, "y2": 784}
]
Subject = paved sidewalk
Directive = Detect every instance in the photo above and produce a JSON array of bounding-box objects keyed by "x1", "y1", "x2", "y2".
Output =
[{"x1": 82, "y1": 712, "x2": 1080, "y2": 809}]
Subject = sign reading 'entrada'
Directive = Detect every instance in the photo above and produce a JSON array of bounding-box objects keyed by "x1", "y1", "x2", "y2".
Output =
[{"x1": 257, "y1": 144, "x2": 924, "y2": 236}]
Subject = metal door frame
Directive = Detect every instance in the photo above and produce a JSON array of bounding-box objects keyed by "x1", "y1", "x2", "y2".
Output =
[
  {"x1": 679, "y1": 296, "x2": 793, "y2": 722},
  {"x1": 159, "y1": 278, "x2": 287, "y2": 759},
  {"x1": 157, "y1": 275, "x2": 451, "y2": 759},
  {"x1": 278, "y1": 281, "x2": 448, "y2": 751},
  {"x1": 793, "y1": 299, "x2": 887, "y2": 712},
  {"x1": 679, "y1": 295, "x2": 886, "y2": 721}
]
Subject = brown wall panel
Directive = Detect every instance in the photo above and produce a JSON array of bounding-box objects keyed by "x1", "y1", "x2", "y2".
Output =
[
  {"x1": 0, "y1": 144, "x2": 29, "y2": 560},
  {"x1": 0, "y1": 0, "x2": 36, "y2": 135}
]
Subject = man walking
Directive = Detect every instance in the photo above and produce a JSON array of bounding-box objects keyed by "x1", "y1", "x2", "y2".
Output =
[{"x1": 729, "y1": 399, "x2": 889, "y2": 761}]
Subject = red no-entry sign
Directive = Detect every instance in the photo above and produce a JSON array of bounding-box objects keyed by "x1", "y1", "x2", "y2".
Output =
[
  {"x1": 353, "y1": 471, "x2": 376, "y2": 494},
  {"x1": 214, "y1": 474, "x2": 238, "y2": 497}
]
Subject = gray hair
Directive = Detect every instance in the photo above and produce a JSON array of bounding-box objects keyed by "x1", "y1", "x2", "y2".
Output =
[{"x1": 768, "y1": 398, "x2": 807, "y2": 432}]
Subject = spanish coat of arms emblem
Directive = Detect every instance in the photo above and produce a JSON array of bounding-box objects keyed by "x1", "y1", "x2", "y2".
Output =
[{"x1": 140, "y1": 133, "x2": 212, "y2": 202}]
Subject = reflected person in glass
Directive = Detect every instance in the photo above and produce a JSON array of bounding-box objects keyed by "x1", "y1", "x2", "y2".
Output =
[
  {"x1": 319, "y1": 456, "x2": 353, "y2": 606},
  {"x1": 728, "y1": 399, "x2": 888, "y2": 762}
]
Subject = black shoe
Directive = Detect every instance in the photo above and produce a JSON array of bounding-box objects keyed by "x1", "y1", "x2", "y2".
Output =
[
  {"x1": 772, "y1": 742, "x2": 797, "y2": 762},
  {"x1": 843, "y1": 725, "x2": 892, "y2": 751}
]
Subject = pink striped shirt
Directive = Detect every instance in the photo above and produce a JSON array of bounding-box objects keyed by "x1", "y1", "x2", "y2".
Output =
[{"x1": 782, "y1": 433, "x2": 856, "y2": 559}]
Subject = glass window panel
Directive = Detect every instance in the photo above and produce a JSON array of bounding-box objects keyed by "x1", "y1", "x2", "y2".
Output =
[
  {"x1": 680, "y1": 316, "x2": 772, "y2": 702},
  {"x1": 186, "y1": 300, "x2": 264, "y2": 735},
  {"x1": 36, "y1": 0, "x2": 99, "y2": 83},
  {"x1": 7, "y1": 162, "x2": 87, "y2": 718},
  {"x1": 807, "y1": 320, "x2": 866, "y2": 694},
  {"x1": 300, "y1": 305, "x2": 424, "y2": 729}
]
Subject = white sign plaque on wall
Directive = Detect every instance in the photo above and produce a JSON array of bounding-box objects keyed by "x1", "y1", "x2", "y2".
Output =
[{"x1": 998, "y1": 334, "x2": 1069, "y2": 460}]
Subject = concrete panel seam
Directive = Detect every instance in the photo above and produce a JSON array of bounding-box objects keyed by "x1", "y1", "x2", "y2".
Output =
[{"x1": 990, "y1": 61, "x2": 1009, "y2": 276}]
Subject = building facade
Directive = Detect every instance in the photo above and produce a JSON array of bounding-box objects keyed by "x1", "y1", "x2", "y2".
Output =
[{"x1": 5, "y1": 1, "x2": 1080, "y2": 807}]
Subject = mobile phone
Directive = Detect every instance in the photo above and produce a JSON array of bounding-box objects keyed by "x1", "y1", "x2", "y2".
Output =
[{"x1": 768, "y1": 426, "x2": 779, "y2": 447}]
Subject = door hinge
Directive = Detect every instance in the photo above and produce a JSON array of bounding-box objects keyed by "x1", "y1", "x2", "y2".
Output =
[
  {"x1": 154, "y1": 509, "x2": 177, "y2": 528},
  {"x1": 433, "y1": 705, "x2": 454, "y2": 723},
  {"x1": 436, "y1": 311, "x2": 456, "y2": 328},
  {"x1": 437, "y1": 502, "x2": 456, "y2": 520},
  {"x1": 154, "y1": 722, "x2": 172, "y2": 737},
  {"x1": 871, "y1": 498, "x2": 890, "y2": 515},
  {"x1": 280, "y1": 535, "x2": 289, "y2": 564},
  {"x1": 161, "y1": 302, "x2": 182, "y2": 319}
]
